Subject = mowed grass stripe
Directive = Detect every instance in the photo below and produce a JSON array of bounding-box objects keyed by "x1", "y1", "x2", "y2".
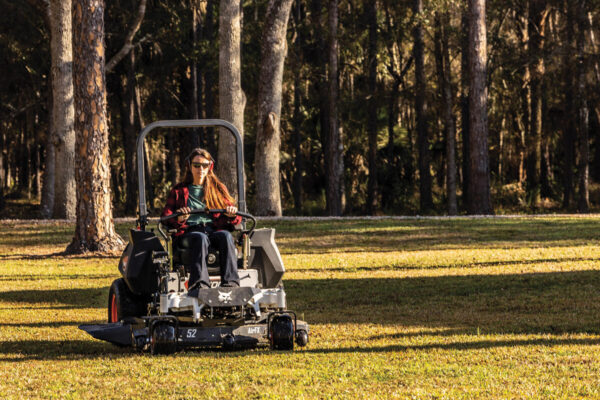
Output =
[{"x1": 0, "y1": 217, "x2": 599, "y2": 398}]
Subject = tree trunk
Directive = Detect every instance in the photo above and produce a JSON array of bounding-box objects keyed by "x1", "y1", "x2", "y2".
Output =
[
  {"x1": 366, "y1": 0, "x2": 378, "y2": 215},
  {"x1": 203, "y1": 0, "x2": 217, "y2": 156},
  {"x1": 467, "y1": 0, "x2": 492, "y2": 214},
  {"x1": 0, "y1": 129, "x2": 5, "y2": 211},
  {"x1": 40, "y1": 70, "x2": 55, "y2": 218},
  {"x1": 291, "y1": 1, "x2": 304, "y2": 214},
  {"x1": 461, "y1": 9, "x2": 470, "y2": 209},
  {"x1": 68, "y1": 0, "x2": 123, "y2": 253},
  {"x1": 516, "y1": 7, "x2": 530, "y2": 189},
  {"x1": 50, "y1": 0, "x2": 76, "y2": 219},
  {"x1": 122, "y1": 51, "x2": 137, "y2": 215},
  {"x1": 576, "y1": 0, "x2": 589, "y2": 213},
  {"x1": 218, "y1": 0, "x2": 245, "y2": 200},
  {"x1": 414, "y1": 0, "x2": 433, "y2": 213},
  {"x1": 562, "y1": 1, "x2": 575, "y2": 209},
  {"x1": 526, "y1": 0, "x2": 545, "y2": 206},
  {"x1": 191, "y1": 0, "x2": 201, "y2": 147},
  {"x1": 254, "y1": 0, "x2": 294, "y2": 216},
  {"x1": 434, "y1": 12, "x2": 457, "y2": 215},
  {"x1": 326, "y1": 0, "x2": 344, "y2": 216},
  {"x1": 310, "y1": 0, "x2": 330, "y2": 204}
]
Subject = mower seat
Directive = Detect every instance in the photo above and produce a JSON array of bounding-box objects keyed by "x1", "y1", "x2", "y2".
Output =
[{"x1": 173, "y1": 236, "x2": 221, "y2": 276}]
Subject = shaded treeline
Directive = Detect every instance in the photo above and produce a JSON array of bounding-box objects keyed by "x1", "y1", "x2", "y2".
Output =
[{"x1": 1, "y1": 0, "x2": 599, "y2": 216}]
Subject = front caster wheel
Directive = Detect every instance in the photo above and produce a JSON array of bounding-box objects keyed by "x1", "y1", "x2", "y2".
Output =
[
  {"x1": 295, "y1": 329, "x2": 309, "y2": 347},
  {"x1": 270, "y1": 314, "x2": 294, "y2": 350},
  {"x1": 151, "y1": 323, "x2": 176, "y2": 355}
]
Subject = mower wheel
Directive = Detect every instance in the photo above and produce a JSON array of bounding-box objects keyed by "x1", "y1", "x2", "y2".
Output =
[
  {"x1": 151, "y1": 323, "x2": 177, "y2": 355},
  {"x1": 108, "y1": 278, "x2": 146, "y2": 323},
  {"x1": 270, "y1": 314, "x2": 294, "y2": 350},
  {"x1": 295, "y1": 329, "x2": 309, "y2": 347}
]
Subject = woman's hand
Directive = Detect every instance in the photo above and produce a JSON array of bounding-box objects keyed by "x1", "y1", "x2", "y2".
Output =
[
  {"x1": 177, "y1": 207, "x2": 191, "y2": 223},
  {"x1": 224, "y1": 205, "x2": 237, "y2": 218}
]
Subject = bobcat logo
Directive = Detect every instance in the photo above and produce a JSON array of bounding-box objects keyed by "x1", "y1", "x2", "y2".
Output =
[{"x1": 218, "y1": 290, "x2": 232, "y2": 304}]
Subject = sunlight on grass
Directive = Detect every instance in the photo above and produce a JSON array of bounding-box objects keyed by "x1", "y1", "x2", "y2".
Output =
[{"x1": 1, "y1": 217, "x2": 600, "y2": 398}]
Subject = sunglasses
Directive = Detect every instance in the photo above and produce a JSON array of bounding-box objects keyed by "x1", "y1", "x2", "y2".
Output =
[{"x1": 191, "y1": 162, "x2": 211, "y2": 169}]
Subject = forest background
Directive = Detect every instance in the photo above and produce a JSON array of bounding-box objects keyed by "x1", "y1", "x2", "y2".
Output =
[{"x1": 1, "y1": 0, "x2": 599, "y2": 221}]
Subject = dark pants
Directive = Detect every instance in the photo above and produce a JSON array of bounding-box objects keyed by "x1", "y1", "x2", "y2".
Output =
[{"x1": 178, "y1": 229, "x2": 239, "y2": 290}]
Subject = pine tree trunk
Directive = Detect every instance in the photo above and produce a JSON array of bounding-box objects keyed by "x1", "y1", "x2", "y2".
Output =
[
  {"x1": 291, "y1": 1, "x2": 304, "y2": 214},
  {"x1": 414, "y1": 0, "x2": 433, "y2": 213},
  {"x1": 310, "y1": 0, "x2": 330, "y2": 202},
  {"x1": 254, "y1": 0, "x2": 294, "y2": 216},
  {"x1": 517, "y1": 7, "x2": 530, "y2": 189},
  {"x1": 40, "y1": 71, "x2": 55, "y2": 218},
  {"x1": 68, "y1": 0, "x2": 123, "y2": 253},
  {"x1": 190, "y1": 0, "x2": 201, "y2": 147},
  {"x1": 326, "y1": 0, "x2": 344, "y2": 216},
  {"x1": 562, "y1": 1, "x2": 575, "y2": 209},
  {"x1": 0, "y1": 130, "x2": 5, "y2": 212},
  {"x1": 122, "y1": 51, "x2": 137, "y2": 215},
  {"x1": 50, "y1": 0, "x2": 76, "y2": 219},
  {"x1": 526, "y1": 0, "x2": 545, "y2": 206},
  {"x1": 576, "y1": 0, "x2": 590, "y2": 212},
  {"x1": 366, "y1": 0, "x2": 378, "y2": 215},
  {"x1": 203, "y1": 0, "x2": 217, "y2": 156},
  {"x1": 467, "y1": 0, "x2": 492, "y2": 214},
  {"x1": 218, "y1": 0, "x2": 245, "y2": 199},
  {"x1": 435, "y1": 12, "x2": 457, "y2": 215},
  {"x1": 461, "y1": 9, "x2": 470, "y2": 209}
]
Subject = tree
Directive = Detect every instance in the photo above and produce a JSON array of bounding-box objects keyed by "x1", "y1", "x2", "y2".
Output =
[
  {"x1": 562, "y1": 1, "x2": 576, "y2": 209},
  {"x1": 434, "y1": 11, "x2": 457, "y2": 215},
  {"x1": 576, "y1": 0, "x2": 589, "y2": 213},
  {"x1": 413, "y1": 0, "x2": 433, "y2": 213},
  {"x1": 67, "y1": 0, "x2": 123, "y2": 253},
  {"x1": 254, "y1": 0, "x2": 294, "y2": 216},
  {"x1": 49, "y1": 0, "x2": 76, "y2": 219},
  {"x1": 326, "y1": 0, "x2": 344, "y2": 216},
  {"x1": 460, "y1": 8, "x2": 470, "y2": 209},
  {"x1": 291, "y1": 0, "x2": 305, "y2": 214},
  {"x1": 526, "y1": 0, "x2": 546, "y2": 206},
  {"x1": 366, "y1": 0, "x2": 378, "y2": 215},
  {"x1": 217, "y1": 0, "x2": 245, "y2": 199},
  {"x1": 467, "y1": 0, "x2": 492, "y2": 214}
]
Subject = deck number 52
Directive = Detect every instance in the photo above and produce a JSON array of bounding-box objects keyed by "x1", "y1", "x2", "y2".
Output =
[{"x1": 187, "y1": 329, "x2": 197, "y2": 338}]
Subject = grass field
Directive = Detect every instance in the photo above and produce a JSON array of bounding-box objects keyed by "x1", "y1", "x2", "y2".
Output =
[{"x1": 1, "y1": 216, "x2": 600, "y2": 399}]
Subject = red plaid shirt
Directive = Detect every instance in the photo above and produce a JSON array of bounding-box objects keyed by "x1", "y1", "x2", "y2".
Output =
[{"x1": 161, "y1": 183, "x2": 242, "y2": 236}]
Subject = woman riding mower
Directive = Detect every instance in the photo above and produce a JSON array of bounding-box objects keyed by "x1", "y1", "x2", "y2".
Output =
[{"x1": 161, "y1": 148, "x2": 242, "y2": 295}]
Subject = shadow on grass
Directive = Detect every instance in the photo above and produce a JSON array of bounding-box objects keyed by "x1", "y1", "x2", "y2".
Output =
[
  {"x1": 0, "y1": 288, "x2": 106, "y2": 308},
  {"x1": 296, "y1": 256, "x2": 599, "y2": 273},
  {"x1": 286, "y1": 269, "x2": 600, "y2": 334},
  {"x1": 0, "y1": 274, "x2": 115, "y2": 281},
  {"x1": 3, "y1": 218, "x2": 600, "y2": 254},
  {"x1": 0, "y1": 253, "x2": 120, "y2": 260},
  {"x1": 0, "y1": 340, "x2": 131, "y2": 362},
  {"x1": 276, "y1": 218, "x2": 600, "y2": 253},
  {"x1": 302, "y1": 337, "x2": 600, "y2": 354},
  {"x1": 0, "y1": 321, "x2": 83, "y2": 328}
]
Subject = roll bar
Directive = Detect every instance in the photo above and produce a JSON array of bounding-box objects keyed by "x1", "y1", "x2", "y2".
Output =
[{"x1": 136, "y1": 119, "x2": 245, "y2": 230}]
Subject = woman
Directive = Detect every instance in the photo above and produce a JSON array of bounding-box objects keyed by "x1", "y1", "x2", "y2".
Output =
[{"x1": 161, "y1": 148, "x2": 242, "y2": 293}]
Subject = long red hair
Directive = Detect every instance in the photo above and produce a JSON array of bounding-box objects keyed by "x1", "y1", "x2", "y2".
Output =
[{"x1": 182, "y1": 148, "x2": 235, "y2": 209}]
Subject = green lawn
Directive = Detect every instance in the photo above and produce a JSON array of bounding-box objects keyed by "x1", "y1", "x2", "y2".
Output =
[{"x1": 1, "y1": 216, "x2": 600, "y2": 399}]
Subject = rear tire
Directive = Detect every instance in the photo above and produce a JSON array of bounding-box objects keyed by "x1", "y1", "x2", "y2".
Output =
[{"x1": 107, "y1": 278, "x2": 147, "y2": 323}]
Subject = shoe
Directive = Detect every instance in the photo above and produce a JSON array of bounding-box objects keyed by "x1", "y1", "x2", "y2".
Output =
[{"x1": 220, "y1": 281, "x2": 239, "y2": 288}]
